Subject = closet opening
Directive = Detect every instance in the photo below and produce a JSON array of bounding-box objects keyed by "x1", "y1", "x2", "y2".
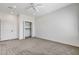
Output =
[{"x1": 23, "y1": 21, "x2": 32, "y2": 39}]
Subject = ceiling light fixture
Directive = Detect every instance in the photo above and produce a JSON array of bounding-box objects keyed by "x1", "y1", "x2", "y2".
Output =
[
  {"x1": 25, "y1": 3, "x2": 43, "y2": 15},
  {"x1": 8, "y1": 5, "x2": 16, "y2": 15}
]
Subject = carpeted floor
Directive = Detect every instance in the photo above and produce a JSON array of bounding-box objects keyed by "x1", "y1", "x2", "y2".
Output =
[{"x1": 0, "y1": 38, "x2": 79, "y2": 55}]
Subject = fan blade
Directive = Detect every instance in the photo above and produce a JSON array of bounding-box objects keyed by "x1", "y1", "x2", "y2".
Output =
[
  {"x1": 33, "y1": 3, "x2": 43, "y2": 7},
  {"x1": 36, "y1": 3, "x2": 42, "y2": 6},
  {"x1": 8, "y1": 6, "x2": 14, "y2": 9},
  {"x1": 35, "y1": 7, "x2": 39, "y2": 12},
  {"x1": 30, "y1": 3, "x2": 34, "y2": 6}
]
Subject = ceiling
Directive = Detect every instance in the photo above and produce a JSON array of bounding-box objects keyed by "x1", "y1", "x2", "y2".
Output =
[{"x1": 0, "y1": 3, "x2": 71, "y2": 17}]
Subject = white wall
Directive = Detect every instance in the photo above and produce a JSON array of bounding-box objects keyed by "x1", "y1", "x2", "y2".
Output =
[
  {"x1": 18, "y1": 14, "x2": 35, "y2": 39},
  {"x1": 0, "y1": 12, "x2": 35, "y2": 40},
  {"x1": 0, "y1": 13, "x2": 18, "y2": 40},
  {"x1": 35, "y1": 4, "x2": 79, "y2": 47}
]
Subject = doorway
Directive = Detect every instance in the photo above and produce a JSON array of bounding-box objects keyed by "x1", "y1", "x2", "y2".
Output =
[{"x1": 23, "y1": 21, "x2": 32, "y2": 39}]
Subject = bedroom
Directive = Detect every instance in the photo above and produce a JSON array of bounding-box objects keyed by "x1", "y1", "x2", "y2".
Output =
[{"x1": 0, "y1": 3, "x2": 79, "y2": 55}]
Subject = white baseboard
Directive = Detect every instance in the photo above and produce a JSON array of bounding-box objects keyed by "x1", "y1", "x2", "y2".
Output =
[{"x1": 35, "y1": 37, "x2": 79, "y2": 47}]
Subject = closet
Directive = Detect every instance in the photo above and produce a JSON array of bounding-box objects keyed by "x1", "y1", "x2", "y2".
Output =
[
  {"x1": 0, "y1": 14, "x2": 18, "y2": 41},
  {"x1": 23, "y1": 21, "x2": 32, "y2": 39}
]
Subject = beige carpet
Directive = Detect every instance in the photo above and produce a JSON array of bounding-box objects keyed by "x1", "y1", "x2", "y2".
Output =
[{"x1": 0, "y1": 38, "x2": 79, "y2": 55}]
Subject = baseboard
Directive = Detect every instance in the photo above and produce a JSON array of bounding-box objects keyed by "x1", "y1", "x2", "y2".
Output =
[
  {"x1": 0, "y1": 37, "x2": 79, "y2": 48},
  {"x1": 34, "y1": 37, "x2": 79, "y2": 48},
  {"x1": 0, "y1": 38, "x2": 19, "y2": 42}
]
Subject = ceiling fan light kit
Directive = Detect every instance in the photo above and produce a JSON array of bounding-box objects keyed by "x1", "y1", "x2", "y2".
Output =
[{"x1": 8, "y1": 5, "x2": 17, "y2": 14}]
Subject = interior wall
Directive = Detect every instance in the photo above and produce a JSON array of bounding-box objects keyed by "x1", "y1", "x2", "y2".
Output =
[
  {"x1": 0, "y1": 13, "x2": 18, "y2": 40},
  {"x1": 0, "y1": 19, "x2": 1, "y2": 40},
  {"x1": 0, "y1": 12, "x2": 35, "y2": 40},
  {"x1": 35, "y1": 4, "x2": 79, "y2": 47},
  {"x1": 2, "y1": 14, "x2": 18, "y2": 40},
  {"x1": 18, "y1": 14, "x2": 35, "y2": 39}
]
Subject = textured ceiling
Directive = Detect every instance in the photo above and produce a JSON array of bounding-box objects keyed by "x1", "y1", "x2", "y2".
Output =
[{"x1": 0, "y1": 3, "x2": 71, "y2": 16}]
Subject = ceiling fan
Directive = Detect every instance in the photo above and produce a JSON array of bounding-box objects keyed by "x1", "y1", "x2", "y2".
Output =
[
  {"x1": 25, "y1": 3, "x2": 43, "y2": 15},
  {"x1": 8, "y1": 5, "x2": 16, "y2": 14}
]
